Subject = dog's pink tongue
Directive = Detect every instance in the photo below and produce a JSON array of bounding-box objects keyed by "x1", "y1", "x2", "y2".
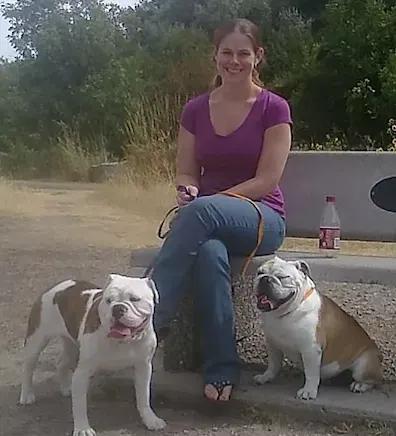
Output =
[
  {"x1": 108, "y1": 324, "x2": 131, "y2": 339},
  {"x1": 258, "y1": 295, "x2": 273, "y2": 310}
]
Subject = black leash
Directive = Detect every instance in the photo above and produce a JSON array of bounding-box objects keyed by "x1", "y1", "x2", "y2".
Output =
[
  {"x1": 156, "y1": 205, "x2": 179, "y2": 240},
  {"x1": 141, "y1": 185, "x2": 197, "y2": 278},
  {"x1": 141, "y1": 205, "x2": 179, "y2": 278}
]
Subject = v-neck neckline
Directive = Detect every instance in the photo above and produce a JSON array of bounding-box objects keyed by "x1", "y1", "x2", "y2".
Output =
[{"x1": 207, "y1": 88, "x2": 266, "y2": 138}]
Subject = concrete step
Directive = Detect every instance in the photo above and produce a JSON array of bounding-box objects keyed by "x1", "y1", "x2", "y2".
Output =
[
  {"x1": 278, "y1": 251, "x2": 396, "y2": 286},
  {"x1": 129, "y1": 246, "x2": 396, "y2": 286},
  {"x1": 149, "y1": 368, "x2": 396, "y2": 427}
]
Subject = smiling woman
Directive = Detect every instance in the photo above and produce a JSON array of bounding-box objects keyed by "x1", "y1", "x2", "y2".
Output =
[
  {"x1": 150, "y1": 17, "x2": 293, "y2": 403},
  {"x1": 212, "y1": 18, "x2": 265, "y2": 89}
]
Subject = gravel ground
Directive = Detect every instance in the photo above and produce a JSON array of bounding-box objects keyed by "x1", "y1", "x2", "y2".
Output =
[{"x1": 0, "y1": 182, "x2": 395, "y2": 436}]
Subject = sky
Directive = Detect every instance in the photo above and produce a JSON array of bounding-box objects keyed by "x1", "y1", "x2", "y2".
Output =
[{"x1": 0, "y1": 0, "x2": 138, "y2": 59}]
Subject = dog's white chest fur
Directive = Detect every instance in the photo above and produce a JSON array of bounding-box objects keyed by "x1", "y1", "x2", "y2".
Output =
[
  {"x1": 82, "y1": 335, "x2": 155, "y2": 372},
  {"x1": 259, "y1": 291, "x2": 322, "y2": 368}
]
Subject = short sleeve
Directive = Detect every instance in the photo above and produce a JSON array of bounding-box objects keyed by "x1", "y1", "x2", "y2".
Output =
[
  {"x1": 262, "y1": 92, "x2": 293, "y2": 131},
  {"x1": 179, "y1": 99, "x2": 197, "y2": 135}
]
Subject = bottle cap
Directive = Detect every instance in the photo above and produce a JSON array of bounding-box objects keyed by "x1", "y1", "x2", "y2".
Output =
[{"x1": 326, "y1": 195, "x2": 335, "y2": 202}]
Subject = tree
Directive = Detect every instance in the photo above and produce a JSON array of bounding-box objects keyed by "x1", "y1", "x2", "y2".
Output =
[{"x1": 314, "y1": 0, "x2": 396, "y2": 143}]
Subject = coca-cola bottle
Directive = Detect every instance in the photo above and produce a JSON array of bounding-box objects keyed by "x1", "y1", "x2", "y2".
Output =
[{"x1": 318, "y1": 195, "x2": 341, "y2": 257}]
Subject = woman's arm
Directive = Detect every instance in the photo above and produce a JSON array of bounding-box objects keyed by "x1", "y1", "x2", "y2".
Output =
[
  {"x1": 175, "y1": 125, "x2": 201, "y2": 189},
  {"x1": 222, "y1": 122, "x2": 292, "y2": 200}
]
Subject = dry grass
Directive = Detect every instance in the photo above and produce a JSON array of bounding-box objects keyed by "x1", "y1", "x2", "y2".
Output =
[
  {"x1": 0, "y1": 178, "x2": 174, "y2": 250},
  {"x1": 56, "y1": 132, "x2": 110, "y2": 182},
  {"x1": 92, "y1": 173, "x2": 176, "y2": 220},
  {"x1": 0, "y1": 178, "x2": 50, "y2": 217}
]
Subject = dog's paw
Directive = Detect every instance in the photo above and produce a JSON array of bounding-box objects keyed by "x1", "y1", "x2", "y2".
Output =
[
  {"x1": 350, "y1": 381, "x2": 372, "y2": 393},
  {"x1": 142, "y1": 412, "x2": 167, "y2": 431},
  {"x1": 253, "y1": 372, "x2": 274, "y2": 385},
  {"x1": 296, "y1": 386, "x2": 318, "y2": 400},
  {"x1": 19, "y1": 390, "x2": 36, "y2": 405},
  {"x1": 73, "y1": 427, "x2": 97, "y2": 436}
]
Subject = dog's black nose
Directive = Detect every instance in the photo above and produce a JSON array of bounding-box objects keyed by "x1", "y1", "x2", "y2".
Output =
[
  {"x1": 257, "y1": 275, "x2": 272, "y2": 295},
  {"x1": 112, "y1": 304, "x2": 126, "y2": 319},
  {"x1": 259, "y1": 275, "x2": 271, "y2": 283}
]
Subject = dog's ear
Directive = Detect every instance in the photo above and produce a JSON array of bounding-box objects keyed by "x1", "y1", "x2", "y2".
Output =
[
  {"x1": 103, "y1": 273, "x2": 116, "y2": 289},
  {"x1": 145, "y1": 277, "x2": 159, "y2": 304},
  {"x1": 294, "y1": 260, "x2": 312, "y2": 278}
]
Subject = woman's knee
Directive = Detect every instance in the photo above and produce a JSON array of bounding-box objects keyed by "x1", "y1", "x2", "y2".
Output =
[{"x1": 171, "y1": 195, "x2": 220, "y2": 231}]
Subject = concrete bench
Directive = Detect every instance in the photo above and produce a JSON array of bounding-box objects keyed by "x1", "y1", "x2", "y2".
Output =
[{"x1": 129, "y1": 151, "x2": 396, "y2": 374}]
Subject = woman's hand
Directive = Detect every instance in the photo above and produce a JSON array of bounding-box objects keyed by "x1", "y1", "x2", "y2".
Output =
[{"x1": 176, "y1": 184, "x2": 199, "y2": 206}]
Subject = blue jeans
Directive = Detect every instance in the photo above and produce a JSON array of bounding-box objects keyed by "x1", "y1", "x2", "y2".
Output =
[{"x1": 151, "y1": 194, "x2": 286, "y2": 386}]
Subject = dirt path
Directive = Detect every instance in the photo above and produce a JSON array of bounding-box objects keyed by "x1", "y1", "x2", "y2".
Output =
[{"x1": 0, "y1": 181, "x2": 392, "y2": 436}]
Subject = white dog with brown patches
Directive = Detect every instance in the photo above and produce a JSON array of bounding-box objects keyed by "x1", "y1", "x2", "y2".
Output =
[
  {"x1": 253, "y1": 256, "x2": 383, "y2": 400},
  {"x1": 19, "y1": 274, "x2": 166, "y2": 436}
]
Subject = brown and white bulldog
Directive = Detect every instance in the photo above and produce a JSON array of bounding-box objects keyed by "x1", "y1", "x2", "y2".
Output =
[
  {"x1": 252, "y1": 256, "x2": 383, "y2": 400},
  {"x1": 19, "y1": 274, "x2": 166, "y2": 436}
]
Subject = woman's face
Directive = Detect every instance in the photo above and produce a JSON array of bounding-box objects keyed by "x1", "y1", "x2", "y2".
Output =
[{"x1": 214, "y1": 30, "x2": 263, "y2": 86}]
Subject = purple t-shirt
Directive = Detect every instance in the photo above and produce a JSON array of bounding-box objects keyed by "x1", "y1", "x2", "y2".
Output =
[{"x1": 179, "y1": 88, "x2": 292, "y2": 219}]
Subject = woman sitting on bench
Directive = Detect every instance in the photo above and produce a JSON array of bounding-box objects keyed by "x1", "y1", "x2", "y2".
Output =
[{"x1": 151, "y1": 18, "x2": 293, "y2": 402}]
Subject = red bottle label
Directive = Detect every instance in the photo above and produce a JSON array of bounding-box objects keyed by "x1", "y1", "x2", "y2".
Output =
[{"x1": 319, "y1": 227, "x2": 340, "y2": 250}]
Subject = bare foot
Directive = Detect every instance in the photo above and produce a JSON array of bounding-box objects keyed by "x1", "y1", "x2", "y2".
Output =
[
  {"x1": 204, "y1": 384, "x2": 219, "y2": 401},
  {"x1": 218, "y1": 385, "x2": 232, "y2": 401},
  {"x1": 204, "y1": 383, "x2": 233, "y2": 401}
]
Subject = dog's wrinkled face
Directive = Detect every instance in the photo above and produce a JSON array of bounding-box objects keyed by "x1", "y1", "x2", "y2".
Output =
[
  {"x1": 254, "y1": 256, "x2": 311, "y2": 313},
  {"x1": 99, "y1": 274, "x2": 159, "y2": 340}
]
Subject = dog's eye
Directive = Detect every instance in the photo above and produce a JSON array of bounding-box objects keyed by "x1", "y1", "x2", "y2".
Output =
[{"x1": 130, "y1": 296, "x2": 140, "y2": 302}]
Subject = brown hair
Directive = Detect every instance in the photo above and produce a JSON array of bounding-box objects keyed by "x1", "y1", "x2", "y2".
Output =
[{"x1": 211, "y1": 18, "x2": 264, "y2": 88}]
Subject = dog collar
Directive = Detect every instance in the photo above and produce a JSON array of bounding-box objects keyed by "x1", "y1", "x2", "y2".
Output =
[
  {"x1": 303, "y1": 287, "x2": 315, "y2": 301},
  {"x1": 278, "y1": 287, "x2": 315, "y2": 318}
]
